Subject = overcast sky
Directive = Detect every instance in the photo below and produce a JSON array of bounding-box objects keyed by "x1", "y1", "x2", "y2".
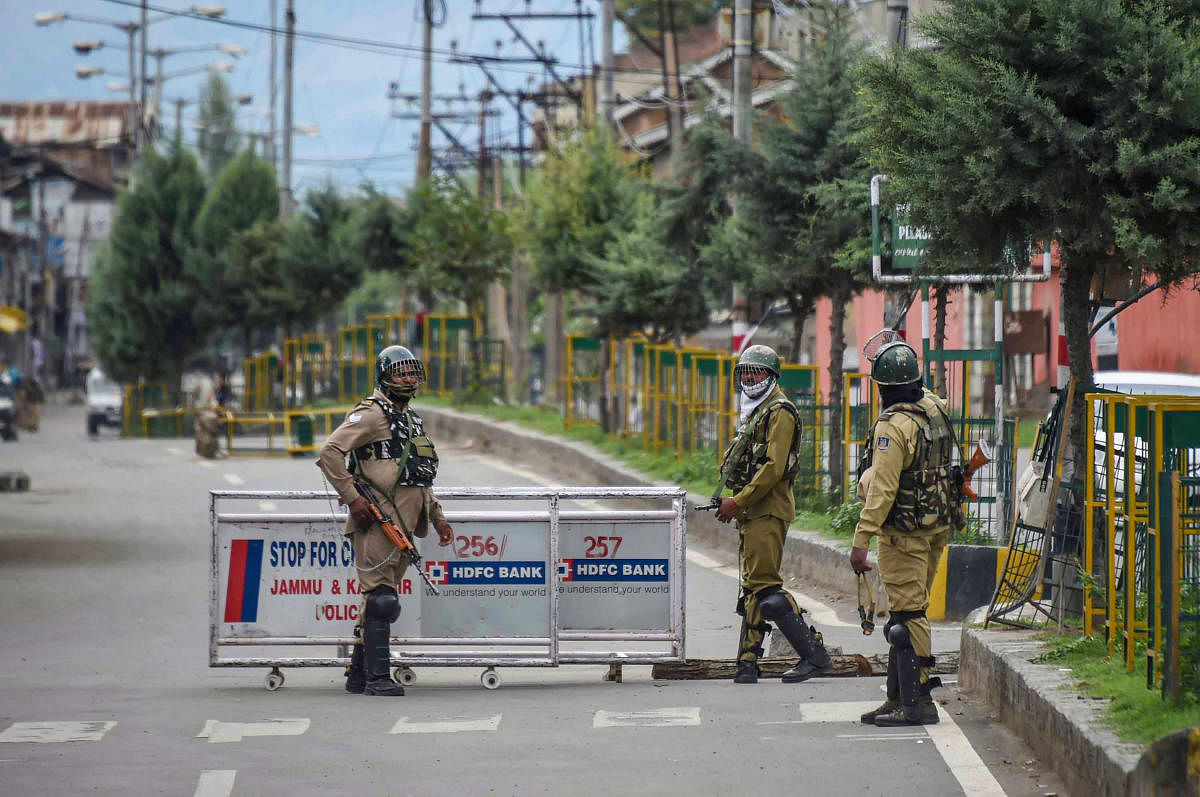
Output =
[{"x1": 1, "y1": 0, "x2": 628, "y2": 197}]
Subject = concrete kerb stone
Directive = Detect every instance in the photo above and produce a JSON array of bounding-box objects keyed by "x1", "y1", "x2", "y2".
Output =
[
  {"x1": 419, "y1": 404, "x2": 889, "y2": 612},
  {"x1": 960, "y1": 625, "x2": 1143, "y2": 797}
]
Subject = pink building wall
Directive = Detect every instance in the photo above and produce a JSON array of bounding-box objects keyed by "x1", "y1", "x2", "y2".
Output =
[{"x1": 806, "y1": 259, "x2": 1199, "y2": 406}]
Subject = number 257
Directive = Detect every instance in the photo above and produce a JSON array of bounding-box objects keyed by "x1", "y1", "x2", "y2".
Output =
[{"x1": 584, "y1": 535, "x2": 622, "y2": 558}]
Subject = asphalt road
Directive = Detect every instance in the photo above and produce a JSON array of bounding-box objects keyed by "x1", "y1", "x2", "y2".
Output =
[{"x1": 0, "y1": 402, "x2": 1068, "y2": 796}]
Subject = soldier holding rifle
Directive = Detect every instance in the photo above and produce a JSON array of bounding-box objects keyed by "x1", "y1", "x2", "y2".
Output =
[
  {"x1": 318, "y1": 345, "x2": 454, "y2": 696},
  {"x1": 710, "y1": 345, "x2": 832, "y2": 685}
]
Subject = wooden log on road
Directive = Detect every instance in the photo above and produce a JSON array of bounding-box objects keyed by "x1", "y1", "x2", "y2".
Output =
[{"x1": 651, "y1": 652, "x2": 959, "y2": 680}]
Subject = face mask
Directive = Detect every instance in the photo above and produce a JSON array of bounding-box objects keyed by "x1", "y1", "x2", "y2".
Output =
[{"x1": 742, "y1": 375, "x2": 775, "y2": 400}]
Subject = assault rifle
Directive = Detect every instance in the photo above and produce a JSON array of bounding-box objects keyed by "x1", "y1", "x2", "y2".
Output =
[
  {"x1": 694, "y1": 499, "x2": 721, "y2": 512},
  {"x1": 351, "y1": 480, "x2": 441, "y2": 595}
]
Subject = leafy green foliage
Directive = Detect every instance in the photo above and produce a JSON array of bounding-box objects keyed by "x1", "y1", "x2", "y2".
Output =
[
  {"x1": 590, "y1": 192, "x2": 710, "y2": 342},
  {"x1": 615, "y1": 0, "x2": 717, "y2": 38},
  {"x1": 828, "y1": 501, "x2": 864, "y2": 538},
  {"x1": 191, "y1": 150, "x2": 279, "y2": 335},
  {"x1": 87, "y1": 146, "x2": 208, "y2": 388},
  {"x1": 855, "y1": 0, "x2": 1200, "y2": 405},
  {"x1": 520, "y1": 127, "x2": 642, "y2": 295},
  {"x1": 407, "y1": 179, "x2": 511, "y2": 314},
  {"x1": 349, "y1": 183, "x2": 413, "y2": 276},
  {"x1": 275, "y1": 185, "x2": 363, "y2": 335}
]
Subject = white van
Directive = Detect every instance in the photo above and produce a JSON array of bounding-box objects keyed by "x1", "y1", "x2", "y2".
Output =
[
  {"x1": 86, "y1": 367, "x2": 124, "y2": 436},
  {"x1": 1092, "y1": 370, "x2": 1200, "y2": 397}
]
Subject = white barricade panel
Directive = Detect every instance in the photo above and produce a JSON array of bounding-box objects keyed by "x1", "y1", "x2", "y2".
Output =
[
  {"x1": 419, "y1": 520, "x2": 551, "y2": 638},
  {"x1": 216, "y1": 520, "x2": 420, "y2": 639},
  {"x1": 558, "y1": 520, "x2": 672, "y2": 631}
]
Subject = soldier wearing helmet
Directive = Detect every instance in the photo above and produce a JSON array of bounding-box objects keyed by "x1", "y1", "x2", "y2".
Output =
[
  {"x1": 318, "y1": 345, "x2": 454, "y2": 696},
  {"x1": 714, "y1": 344, "x2": 832, "y2": 685},
  {"x1": 851, "y1": 339, "x2": 961, "y2": 726}
]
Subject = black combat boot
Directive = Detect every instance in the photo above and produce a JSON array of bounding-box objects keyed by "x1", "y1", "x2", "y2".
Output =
[
  {"x1": 874, "y1": 648, "x2": 938, "y2": 726},
  {"x1": 776, "y1": 612, "x2": 833, "y2": 683},
  {"x1": 345, "y1": 625, "x2": 365, "y2": 694},
  {"x1": 362, "y1": 617, "x2": 405, "y2": 696},
  {"x1": 733, "y1": 660, "x2": 760, "y2": 684},
  {"x1": 860, "y1": 647, "x2": 899, "y2": 724}
]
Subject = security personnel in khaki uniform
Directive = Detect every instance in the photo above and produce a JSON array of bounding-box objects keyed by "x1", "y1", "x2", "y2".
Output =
[
  {"x1": 850, "y1": 341, "x2": 958, "y2": 726},
  {"x1": 318, "y1": 345, "x2": 454, "y2": 696},
  {"x1": 715, "y1": 345, "x2": 832, "y2": 685}
]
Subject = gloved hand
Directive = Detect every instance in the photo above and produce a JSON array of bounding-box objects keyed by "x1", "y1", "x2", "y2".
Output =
[
  {"x1": 348, "y1": 496, "x2": 374, "y2": 528},
  {"x1": 715, "y1": 497, "x2": 740, "y2": 523},
  {"x1": 434, "y1": 519, "x2": 455, "y2": 547}
]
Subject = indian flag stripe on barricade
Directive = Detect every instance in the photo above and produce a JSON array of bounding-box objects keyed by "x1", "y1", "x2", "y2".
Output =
[{"x1": 224, "y1": 539, "x2": 265, "y2": 623}]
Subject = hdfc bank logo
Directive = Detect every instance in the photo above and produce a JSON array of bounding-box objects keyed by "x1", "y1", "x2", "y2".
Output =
[
  {"x1": 425, "y1": 561, "x2": 449, "y2": 585},
  {"x1": 558, "y1": 559, "x2": 575, "y2": 582}
]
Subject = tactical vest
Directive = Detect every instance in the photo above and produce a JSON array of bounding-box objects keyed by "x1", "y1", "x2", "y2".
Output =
[
  {"x1": 350, "y1": 398, "x2": 439, "y2": 490},
  {"x1": 718, "y1": 394, "x2": 803, "y2": 495},
  {"x1": 860, "y1": 399, "x2": 966, "y2": 533}
]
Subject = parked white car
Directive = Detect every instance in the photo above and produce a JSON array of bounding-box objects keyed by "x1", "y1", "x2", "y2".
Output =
[{"x1": 86, "y1": 367, "x2": 123, "y2": 437}]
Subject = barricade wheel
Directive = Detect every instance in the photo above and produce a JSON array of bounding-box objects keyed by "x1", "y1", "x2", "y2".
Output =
[
  {"x1": 395, "y1": 667, "x2": 417, "y2": 686},
  {"x1": 481, "y1": 668, "x2": 501, "y2": 690},
  {"x1": 264, "y1": 668, "x2": 285, "y2": 691}
]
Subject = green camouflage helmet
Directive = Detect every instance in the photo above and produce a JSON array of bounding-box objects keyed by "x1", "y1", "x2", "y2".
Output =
[
  {"x1": 871, "y1": 341, "x2": 921, "y2": 385},
  {"x1": 734, "y1": 345, "x2": 781, "y2": 382}
]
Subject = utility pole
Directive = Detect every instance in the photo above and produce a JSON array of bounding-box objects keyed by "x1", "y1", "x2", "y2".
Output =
[
  {"x1": 126, "y1": 25, "x2": 138, "y2": 154},
  {"x1": 661, "y1": 0, "x2": 684, "y2": 175},
  {"x1": 280, "y1": 0, "x2": 295, "y2": 217},
  {"x1": 139, "y1": 1, "x2": 148, "y2": 153},
  {"x1": 416, "y1": 0, "x2": 434, "y2": 183},
  {"x1": 268, "y1": 0, "x2": 277, "y2": 168},
  {"x1": 730, "y1": 0, "x2": 753, "y2": 352},
  {"x1": 600, "y1": 0, "x2": 614, "y2": 123},
  {"x1": 174, "y1": 98, "x2": 185, "y2": 142}
]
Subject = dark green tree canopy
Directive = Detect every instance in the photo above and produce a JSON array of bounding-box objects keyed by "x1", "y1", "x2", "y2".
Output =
[
  {"x1": 197, "y1": 73, "x2": 240, "y2": 181},
  {"x1": 88, "y1": 146, "x2": 208, "y2": 387},
  {"x1": 616, "y1": 0, "x2": 717, "y2": 37},
  {"x1": 856, "y1": 0, "x2": 1200, "y2": 278}
]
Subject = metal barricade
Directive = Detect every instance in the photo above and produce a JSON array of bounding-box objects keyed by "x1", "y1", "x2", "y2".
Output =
[{"x1": 209, "y1": 487, "x2": 687, "y2": 688}]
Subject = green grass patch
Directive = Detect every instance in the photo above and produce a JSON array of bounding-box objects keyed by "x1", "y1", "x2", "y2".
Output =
[
  {"x1": 1033, "y1": 633, "x2": 1200, "y2": 745},
  {"x1": 417, "y1": 395, "x2": 843, "y2": 537}
]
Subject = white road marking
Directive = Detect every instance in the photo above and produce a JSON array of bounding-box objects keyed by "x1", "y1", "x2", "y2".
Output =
[
  {"x1": 222, "y1": 473, "x2": 245, "y2": 486},
  {"x1": 836, "y1": 733, "x2": 927, "y2": 741},
  {"x1": 390, "y1": 715, "x2": 502, "y2": 734},
  {"x1": 926, "y1": 705, "x2": 1006, "y2": 796},
  {"x1": 685, "y1": 550, "x2": 856, "y2": 628},
  {"x1": 0, "y1": 721, "x2": 116, "y2": 743},
  {"x1": 593, "y1": 707, "x2": 701, "y2": 728},
  {"x1": 197, "y1": 718, "x2": 309, "y2": 744},
  {"x1": 258, "y1": 501, "x2": 278, "y2": 512},
  {"x1": 193, "y1": 770, "x2": 237, "y2": 797},
  {"x1": 198, "y1": 461, "x2": 216, "y2": 469},
  {"x1": 166, "y1": 446, "x2": 186, "y2": 456},
  {"x1": 796, "y1": 702, "x2": 882, "y2": 723}
]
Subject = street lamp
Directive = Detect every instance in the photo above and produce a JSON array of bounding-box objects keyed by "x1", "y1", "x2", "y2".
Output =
[
  {"x1": 75, "y1": 65, "x2": 109, "y2": 79},
  {"x1": 35, "y1": 6, "x2": 230, "y2": 153}
]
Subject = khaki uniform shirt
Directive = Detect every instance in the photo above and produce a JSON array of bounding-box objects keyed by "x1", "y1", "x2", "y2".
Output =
[
  {"x1": 732, "y1": 386, "x2": 797, "y2": 523},
  {"x1": 317, "y1": 389, "x2": 446, "y2": 539},
  {"x1": 853, "y1": 390, "x2": 951, "y2": 549}
]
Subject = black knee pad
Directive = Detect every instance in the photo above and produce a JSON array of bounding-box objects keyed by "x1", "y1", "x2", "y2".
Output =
[
  {"x1": 365, "y1": 587, "x2": 401, "y2": 623},
  {"x1": 757, "y1": 590, "x2": 793, "y2": 621},
  {"x1": 884, "y1": 618, "x2": 912, "y2": 649}
]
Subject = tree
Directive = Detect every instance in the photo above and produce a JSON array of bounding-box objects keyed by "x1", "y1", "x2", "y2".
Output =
[
  {"x1": 408, "y1": 179, "x2": 512, "y2": 318},
  {"x1": 591, "y1": 192, "x2": 710, "y2": 343},
  {"x1": 856, "y1": 0, "x2": 1200, "y2": 455},
  {"x1": 521, "y1": 126, "x2": 644, "y2": 421},
  {"x1": 711, "y1": 1, "x2": 871, "y2": 498},
  {"x1": 275, "y1": 185, "x2": 362, "y2": 339},
  {"x1": 616, "y1": 0, "x2": 716, "y2": 38},
  {"x1": 196, "y1": 73, "x2": 240, "y2": 180},
  {"x1": 87, "y1": 146, "x2": 208, "y2": 393},
  {"x1": 191, "y1": 150, "x2": 279, "y2": 351}
]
